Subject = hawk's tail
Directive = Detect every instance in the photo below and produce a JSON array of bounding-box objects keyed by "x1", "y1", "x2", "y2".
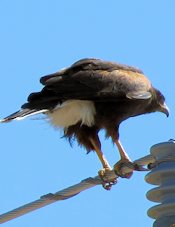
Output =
[{"x1": 0, "y1": 108, "x2": 48, "y2": 123}]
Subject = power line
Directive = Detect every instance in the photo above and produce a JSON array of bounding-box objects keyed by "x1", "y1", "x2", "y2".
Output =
[{"x1": 0, "y1": 154, "x2": 154, "y2": 224}]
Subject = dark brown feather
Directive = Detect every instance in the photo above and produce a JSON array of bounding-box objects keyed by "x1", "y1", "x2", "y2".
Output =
[{"x1": 1, "y1": 58, "x2": 168, "y2": 153}]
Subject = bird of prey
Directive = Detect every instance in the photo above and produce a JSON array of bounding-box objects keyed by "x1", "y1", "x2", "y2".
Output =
[{"x1": 1, "y1": 58, "x2": 169, "y2": 187}]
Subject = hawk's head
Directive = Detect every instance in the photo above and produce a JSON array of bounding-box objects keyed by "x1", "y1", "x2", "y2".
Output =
[{"x1": 153, "y1": 88, "x2": 169, "y2": 117}]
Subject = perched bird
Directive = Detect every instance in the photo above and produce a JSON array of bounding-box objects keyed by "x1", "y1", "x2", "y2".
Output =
[{"x1": 1, "y1": 58, "x2": 169, "y2": 185}]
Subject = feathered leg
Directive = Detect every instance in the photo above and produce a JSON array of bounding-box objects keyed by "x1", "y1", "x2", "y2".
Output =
[{"x1": 65, "y1": 124, "x2": 117, "y2": 189}]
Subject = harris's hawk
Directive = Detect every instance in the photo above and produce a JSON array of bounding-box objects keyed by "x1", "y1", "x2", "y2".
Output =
[{"x1": 1, "y1": 58, "x2": 169, "y2": 186}]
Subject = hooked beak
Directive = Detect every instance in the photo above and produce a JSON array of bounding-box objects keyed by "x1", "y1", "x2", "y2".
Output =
[{"x1": 160, "y1": 102, "x2": 169, "y2": 117}]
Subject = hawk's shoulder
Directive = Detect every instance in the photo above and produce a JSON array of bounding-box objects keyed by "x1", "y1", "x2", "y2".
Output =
[{"x1": 70, "y1": 58, "x2": 143, "y2": 74}]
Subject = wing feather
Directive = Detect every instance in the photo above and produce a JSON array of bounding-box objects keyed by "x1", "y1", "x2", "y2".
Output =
[{"x1": 26, "y1": 58, "x2": 152, "y2": 109}]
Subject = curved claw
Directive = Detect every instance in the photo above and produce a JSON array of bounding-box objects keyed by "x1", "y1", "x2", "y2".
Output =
[
  {"x1": 114, "y1": 160, "x2": 134, "y2": 178},
  {"x1": 114, "y1": 160, "x2": 149, "y2": 178},
  {"x1": 102, "y1": 179, "x2": 117, "y2": 190},
  {"x1": 98, "y1": 168, "x2": 118, "y2": 190},
  {"x1": 114, "y1": 170, "x2": 133, "y2": 179}
]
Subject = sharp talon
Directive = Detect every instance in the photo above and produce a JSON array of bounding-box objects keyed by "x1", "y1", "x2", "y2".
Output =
[
  {"x1": 102, "y1": 179, "x2": 117, "y2": 190},
  {"x1": 98, "y1": 168, "x2": 117, "y2": 190},
  {"x1": 114, "y1": 160, "x2": 134, "y2": 179},
  {"x1": 114, "y1": 161, "x2": 149, "y2": 178},
  {"x1": 117, "y1": 171, "x2": 133, "y2": 179}
]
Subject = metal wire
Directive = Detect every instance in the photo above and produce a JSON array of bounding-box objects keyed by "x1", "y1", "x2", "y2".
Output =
[{"x1": 0, "y1": 154, "x2": 154, "y2": 224}]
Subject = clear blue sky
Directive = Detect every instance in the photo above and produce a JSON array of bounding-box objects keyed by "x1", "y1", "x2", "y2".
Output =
[{"x1": 0, "y1": 1, "x2": 174, "y2": 226}]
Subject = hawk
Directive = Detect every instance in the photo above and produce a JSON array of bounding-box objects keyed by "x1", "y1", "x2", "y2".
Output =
[{"x1": 1, "y1": 58, "x2": 169, "y2": 186}]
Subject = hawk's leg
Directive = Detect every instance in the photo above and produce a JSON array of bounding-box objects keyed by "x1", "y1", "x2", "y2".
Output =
[
  {"x1": 90, "y1": 137, "x2": 111, "y2": 169},
  {"x1": 89, "y1": 138, "x2": 117, "y2": 189},
  {"x1": 114, "y1": 139, "x2": 134, "y2": 178}
]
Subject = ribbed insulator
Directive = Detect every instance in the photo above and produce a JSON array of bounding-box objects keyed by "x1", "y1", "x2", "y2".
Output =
[{"x1": 145, "y1": 141, "x2": 175, "y2": 227}]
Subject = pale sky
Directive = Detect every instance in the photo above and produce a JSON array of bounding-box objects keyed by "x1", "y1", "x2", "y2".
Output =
[{"x1": 0, "y1": 1, "x2": 175, "y2": 226}]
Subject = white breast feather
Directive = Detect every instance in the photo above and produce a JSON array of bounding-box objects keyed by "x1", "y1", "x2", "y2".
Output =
[{"x1": 47, "y1": 100, "x2": 96, "y2": 128}]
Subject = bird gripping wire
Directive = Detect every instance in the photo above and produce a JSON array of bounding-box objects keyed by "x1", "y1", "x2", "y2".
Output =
[{"x1": 0, "y1": 153, "x2": 157, "y2": 224}]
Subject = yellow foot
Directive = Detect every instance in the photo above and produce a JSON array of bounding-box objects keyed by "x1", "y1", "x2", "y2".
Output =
[
  {"x1": 98, "y1": 168, "x2": 117, "y2": 190},
  {"x1": 113, "y1": 159, "x2": 135, "y2": 178},
  {"x1": 114, "y1": 159, "x2": 148, "y2": 178}
]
